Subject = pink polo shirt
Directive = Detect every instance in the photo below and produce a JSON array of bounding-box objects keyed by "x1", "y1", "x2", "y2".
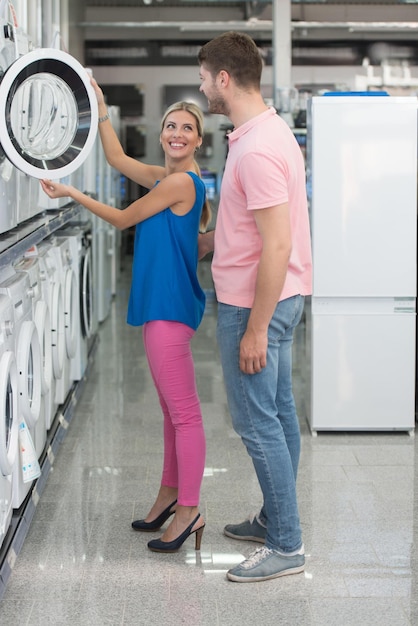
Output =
[{"x1": 212, "y1": 107, "x2": 312, "y2": 308}]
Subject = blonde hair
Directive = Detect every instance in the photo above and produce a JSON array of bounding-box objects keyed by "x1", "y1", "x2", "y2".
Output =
[{"x1": 161, "y1": 101, "x2": 212, "y2": 232}]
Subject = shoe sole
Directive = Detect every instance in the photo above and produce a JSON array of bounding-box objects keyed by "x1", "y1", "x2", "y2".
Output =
[
  {"x1": 226, "y1": 564, "x2": 305, "y2": 583},
  {"x1": 223, "y1": 529, "x2": 265, "y2": 543}
]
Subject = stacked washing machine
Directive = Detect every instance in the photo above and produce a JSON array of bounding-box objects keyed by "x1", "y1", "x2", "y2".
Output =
[
  {"x1": 34, "y1": 241, "x2": 65, "y2": 431},
  {"x1": 0, "y1": 45, "x2": 98, "y2": 218},
  {"x1": 94, "y1": 140, "x2": 113, "y2": 324},
  {"x1": 107, "y1": 106, "x2": 122, "y2": 299},
  {"x1": 12, "y1": 26, "x2": 41, "y2": 226},
  {"x1": 0, "y1": 292, "x2": 18, "y2": 549},
  {"x1": 14, "y1": 254, "x2": 52, "y2": 458},
  {"x1": 54, "y1": 226, "x2": 94, "y2": 383},
  {"x1": 44, "y1": 235, "x2": 78, "y2": 406},
  {"x1": 0, "y1": 9, "x2": 104, "y2": 567},
  {"x1": 93, "y1": 104, "x2": 122, "y2": 324},
  {"x1": 0, "y1": 266, "x2": 42, "y2": 510},
  {"x1": 0, "y1": 11, "x2": 20, "y2": 234}
]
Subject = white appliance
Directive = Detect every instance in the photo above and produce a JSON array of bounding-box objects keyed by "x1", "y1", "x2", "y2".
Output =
[
  {"x1": 82, "y1": 131, "x2": 99, "y2": 198},
  {"x1": 94, "y1": 105, "x2": 122, "y2": 323},
  {"x1": 46, "y1": 236, "x2": 78, "y2": 406},
  {"x1": 0, "y1": 266, "x2": 42, "y2": 508},
  {"x1": 94, "y1": 150, "x2": 113, "y2": 323},
  {"x1": 108, "y1": 106, "x2": 122, "y2": 297},
  {"x1": 14, "y1": 255, "x2": 51, "y2": 459},
  {"x1": 0, "y1": 14, "x2": 18, "y2": 234},
  {"x1": 54, "y1": 227, "x2": 93, "y2": 381},
  {"x1": 10, "y1": 26, "x2": 39, "y2": 226},
  {"x1": 0, "y1": 293, "x2": 18, "y2": 548},
  {"x1": 0, "y1": 47, "x2": 98, "y2": 188},
  {"x1": 307, "y1": 94, "x2": 417, "y2": 433},
  {"x1": 33, "y1": 242, "x2": 65, "y2": 430}
]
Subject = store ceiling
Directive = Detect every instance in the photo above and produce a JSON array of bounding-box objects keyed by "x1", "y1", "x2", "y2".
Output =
[
  {"x1": 82, "y1": 0, "x2": 418, "y2": 43},
  {"x1": 85, "y1": 1, "x2": 417, "y2": 4}
]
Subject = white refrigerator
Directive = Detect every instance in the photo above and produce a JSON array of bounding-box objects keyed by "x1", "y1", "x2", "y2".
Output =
[{"x1": 307, "y1": 94, "x2": 417, "y2": 433}]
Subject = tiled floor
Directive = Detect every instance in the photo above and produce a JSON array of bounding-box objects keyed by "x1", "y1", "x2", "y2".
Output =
[{"x1": 1, "y1": 258, "x2": 417, "y2": 625}]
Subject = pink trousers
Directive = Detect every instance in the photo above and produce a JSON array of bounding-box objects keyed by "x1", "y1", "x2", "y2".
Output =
[{"x1": 142, "y1": 320, "x2": 206, "y2": 506}]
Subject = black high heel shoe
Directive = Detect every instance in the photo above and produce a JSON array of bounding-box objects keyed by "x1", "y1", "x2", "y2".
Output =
[
  {"x1": 132, "y1": 499, "x2": 177, "y2": 532},
  {"x1": 147, "y1": 513, "x2": 205, "y2": 553}
]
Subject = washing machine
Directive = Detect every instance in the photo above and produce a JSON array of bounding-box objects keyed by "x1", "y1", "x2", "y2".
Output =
[
  {"x1": 107, "y1": 106, "x2": 122, "y2": 298},
  {"x1": 0, "y1": 46, "x2": 98, "y2": 192},
  {"x1": 0, "y1": 292, "x2": 18, "y2": 548},
  {"x1": 0, "y1": 13, "x2": 22, "y2": 233},
  {"x1": 0, "y1": 266, "x2": 42, "y2": 509},
  {"x1": 94, "y1": 139, "x2": 114, "y2": 324},
  {"x1": 37, "y1": 174, "x2": 72, "y2": 211},
  {"x1": 14, "y1": 255, "x2": 52, "y2": 459},
  {"x1": 55, "y1": 226, "x2": 93, "y2": 381},
  {"x1": 0, "y1": 150, "x2": 17, "y2": 234},
  {"x1": 31, "y1": 241, "x2": 65, "y2": 431},
  {"x1": 5, "y1": 18, "x2": 42, "y2": 226},
  {"x1": 46, "y1": 235, "x2": 77, "y2": 406}
]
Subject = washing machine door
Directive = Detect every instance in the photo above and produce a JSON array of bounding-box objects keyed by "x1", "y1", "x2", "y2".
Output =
[
  {"x1": 0, "y1": 48, "x2": 98, "y2": 179},
  {"x1": 34, "y1": 300, "x2": 52, "y2": 396},
  {"x1": 0, "y1": 351, "x2": 18, "y2": 475},
  {"x1": 16, "y1": 320, "x2": 41, "y2": 430},
  {"x1": 63, "y1": 268, "x2": 77, "y2": 360},
  {"x1": 80, "y1": 246, "x2": 93, "y2": 340},
  {"x1": 50, "y1": 282, "x2": 65, "y2": 380}
]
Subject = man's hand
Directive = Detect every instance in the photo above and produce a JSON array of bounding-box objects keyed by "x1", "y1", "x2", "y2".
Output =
[
  {"x1": 239, "y1": 327, "x2": 267, "y2": 374},
  {"x1": 198, "y1": 230, "x2": 215, "y2": 260}
]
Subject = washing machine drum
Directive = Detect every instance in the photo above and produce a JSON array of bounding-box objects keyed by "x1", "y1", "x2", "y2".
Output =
[{"x1": 0, "y1": 48, "x2": 98, "y2": 179}]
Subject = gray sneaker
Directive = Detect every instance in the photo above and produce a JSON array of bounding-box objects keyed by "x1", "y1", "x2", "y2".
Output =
[
  {"x1": 224, "y1": 515, "x2": 266, "y2": 543},
  {"x1": 227, "y1": 546, "x2": 305, "y2": 583}
]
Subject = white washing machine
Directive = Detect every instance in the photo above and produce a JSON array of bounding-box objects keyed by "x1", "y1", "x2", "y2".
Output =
[
  {"x1": 6, "y1": 19, "x2": 42, "y2": 226},
  {"x1": 14, "y1": 255, "x2": 52, "y2": 459},
  {"x1": 94, "y1": 216, "x2": 114, "y2": 324},
  {"x1": 95, "y1": 141, "x2": 113, "y2": 324},
  {"x1": 0, "y1": 47, "x2": 98, "y2": 186},
  {"x1": 37, "y1": 174, "x2": 72, "y2": 211},
  {"x1": 0, "y1": 14, "x2": 21, "y2": 233},
  {"x1": 0, "y1": 266, "x2": 42, "y2": 509},
  {"x1": 0, "y1": 148, "x2": 17, "y2": 234},
  {"x1": 31, "y1": 241, "x2": 64, "y2": 431},
  {"x1": 15, "y1": 169, "x2": 35, "y2": 226},
  {"x1": 82, "y1": 131, "x2": 99, "y2": 197},
  {"x1": 0, "y1": 292, "x2": 18, "y2": 549},
  {"x1": 55, "y1": 226, "x2": 93, "y2": 381},
  {"x1": 46, "y1": 235, "x2": 77, "y2": 406}
]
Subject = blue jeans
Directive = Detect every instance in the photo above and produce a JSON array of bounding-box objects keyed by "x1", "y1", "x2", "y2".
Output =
[{"x1": 216, "y1": 295, "x2": 304, "y2": 553}]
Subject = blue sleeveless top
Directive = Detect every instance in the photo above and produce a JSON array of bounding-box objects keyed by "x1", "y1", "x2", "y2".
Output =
[{"x1": 127, "y1": 171, "x2": 206, "y2": 331}]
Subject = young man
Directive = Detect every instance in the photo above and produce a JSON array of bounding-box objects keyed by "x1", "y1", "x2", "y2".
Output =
[{"x1": 197, "y1": 31, "x2": 312, "y2": 582}]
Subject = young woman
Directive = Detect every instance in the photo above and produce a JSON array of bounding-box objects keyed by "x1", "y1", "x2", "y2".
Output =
[{"x1": 40, "y1": 87, "x2": 210, "y2": 554}]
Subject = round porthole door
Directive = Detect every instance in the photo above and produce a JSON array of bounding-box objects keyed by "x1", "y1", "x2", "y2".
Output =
[
  {"x1": 34, "y1": 299, "x2": 52, "y2": 397},
  {"x1": 80, "y1": 247, "x2": 93, "y2": 340},
  {"x1": 50, "y1": 281, "x2": 65, "y2": 381},
  {"x1": 63, "y1": 268, "x2": 77, "y2": 360},
  {"x1": 16, "y1": 320, "x2": 42, "y2": 430},
  {"x1": 0, "y1": 47, "x2": 98, "y2": 179},
  {"x1": 0, "y1": 351, "x2": 18, "y2": 476}
]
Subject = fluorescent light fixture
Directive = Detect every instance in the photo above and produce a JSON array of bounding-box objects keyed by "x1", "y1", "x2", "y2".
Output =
[{"x1": 80, "y1": 20, "x2": 418, "y2": 33}]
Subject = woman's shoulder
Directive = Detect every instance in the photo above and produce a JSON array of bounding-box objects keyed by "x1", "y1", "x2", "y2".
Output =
[
  {"x1": 186, "y1": 170, "x2": 205, "y2": 188},
  {"x1": 163, "y1": 170, "x2": 204, "y2": 191}
]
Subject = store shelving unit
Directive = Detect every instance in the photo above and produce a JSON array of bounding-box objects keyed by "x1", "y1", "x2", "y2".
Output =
[{"x1": 0, "y1": 204, "x2": 99, "y2": 598}]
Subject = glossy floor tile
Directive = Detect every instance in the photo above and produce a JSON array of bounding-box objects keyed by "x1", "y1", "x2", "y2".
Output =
[{"x1": 1, "y1": 259, "x2": 417, "y2": 625}]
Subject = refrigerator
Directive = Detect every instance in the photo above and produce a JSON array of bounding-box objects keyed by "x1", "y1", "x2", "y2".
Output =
[{"x1": 306, "y1": 94, "x2": 417, "y2": 433}]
